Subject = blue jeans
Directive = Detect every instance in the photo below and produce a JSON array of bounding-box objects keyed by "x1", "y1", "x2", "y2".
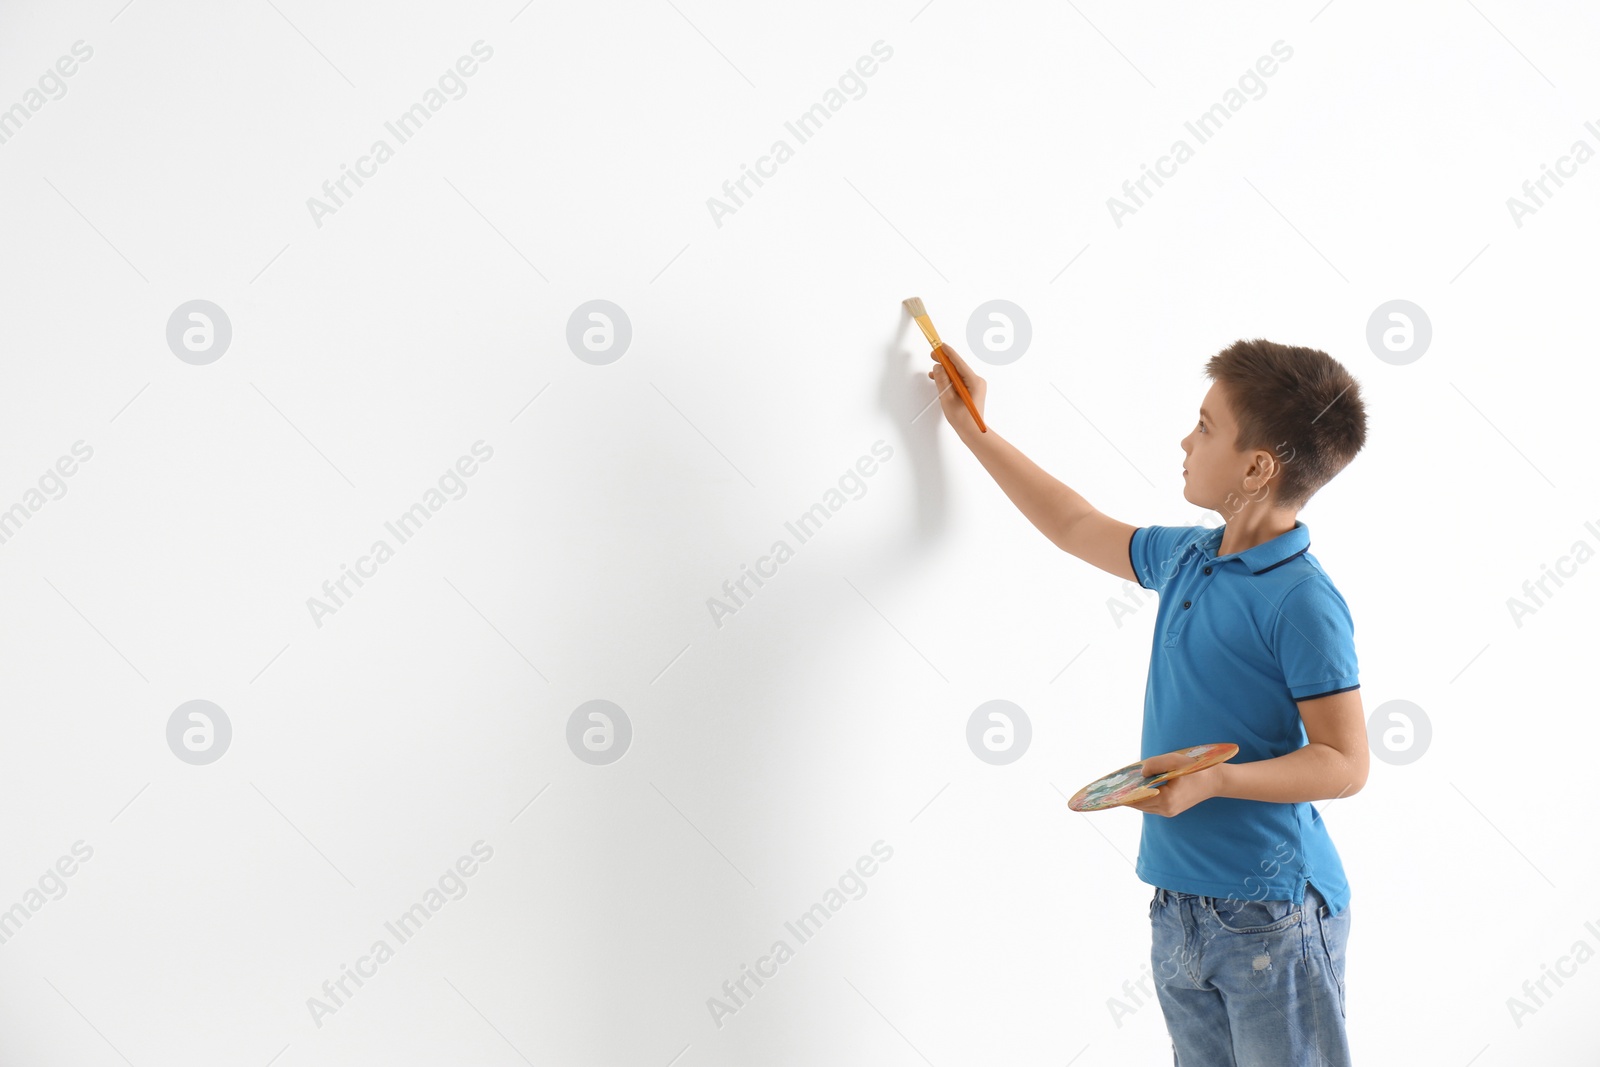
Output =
[{"x1": 1149, "y1": 881, "x2": 1350, "y2": 1066}]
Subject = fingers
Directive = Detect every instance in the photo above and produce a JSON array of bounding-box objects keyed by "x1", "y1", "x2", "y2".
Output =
[
  {"x1": 1126, "y1": 792, "x2": 1170, "y2": 816},
  {"x1": 935, "y1": 342, "x2": 970, "y2": 374},
  {"x1": 1141, "y1": 753, "x2": 1185, "y2": 778},
  {"x1": 927, "y1": 344, "x2": 974, "y2": 373},
  {"x1": 932, "y1": 346, "x2": 985, "y2": 404}
]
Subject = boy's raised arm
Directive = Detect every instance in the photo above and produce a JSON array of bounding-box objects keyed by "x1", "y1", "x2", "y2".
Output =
[{"x1": 929, "y1": 348, "x2": 1139, "y2": 583}]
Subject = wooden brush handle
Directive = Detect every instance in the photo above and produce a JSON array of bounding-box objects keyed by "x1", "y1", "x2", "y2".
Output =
[{"x1": 934, "y1": 343, "x2": 987, "y2": 433}]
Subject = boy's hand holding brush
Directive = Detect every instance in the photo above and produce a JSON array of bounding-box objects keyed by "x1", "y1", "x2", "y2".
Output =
[
  {"x1": 927, "y1": 345, "x2": 988, "y2": 439},
  {"x1": 905, "y1": 297, "x2": 988, "y2": 437},
  {"x1": 907, "y1": 296, "x2": 1131, "y2": 576}
]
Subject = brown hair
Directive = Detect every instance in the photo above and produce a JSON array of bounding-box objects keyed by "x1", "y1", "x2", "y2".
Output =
[{"x1": 1204, "y1": 338, "x2": 1367, "y2": 509}]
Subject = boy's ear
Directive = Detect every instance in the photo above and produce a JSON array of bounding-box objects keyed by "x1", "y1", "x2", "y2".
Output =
[
  {"x1": 1244, "y1": 447, "x2": 1282, "y2": 497},
  {"x1": 1259, "y1": 447, "x2": 1282, "y2": 483}
]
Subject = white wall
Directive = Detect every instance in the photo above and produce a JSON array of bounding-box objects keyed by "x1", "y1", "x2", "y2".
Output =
[{"x1": 0, "y1": 0, "x2": 1595, "y2": 1063}]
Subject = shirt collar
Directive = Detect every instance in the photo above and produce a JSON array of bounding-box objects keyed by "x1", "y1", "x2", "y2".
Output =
[{"x1": 1199, "y1": 520, "x2": 1310, "y2": 574}]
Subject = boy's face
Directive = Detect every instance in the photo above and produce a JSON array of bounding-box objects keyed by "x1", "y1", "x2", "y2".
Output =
[{"x1": 1180, "y1": 381, "x2": 1267, "y2": 511}]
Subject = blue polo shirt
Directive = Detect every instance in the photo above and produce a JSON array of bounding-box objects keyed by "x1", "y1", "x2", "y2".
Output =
[{"x1": 1127, "y1": 519, "x2": 1359, "y2": 917}]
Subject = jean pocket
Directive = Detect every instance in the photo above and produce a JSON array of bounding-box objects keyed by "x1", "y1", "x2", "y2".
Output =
[{"x1": 1206, "y1": 896, "x2": 1302, "y2": 935}]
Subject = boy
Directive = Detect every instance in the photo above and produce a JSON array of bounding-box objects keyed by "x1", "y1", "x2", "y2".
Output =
[{"x1": 929, "y1": 337, "x2": 1368, "y2": 1066}]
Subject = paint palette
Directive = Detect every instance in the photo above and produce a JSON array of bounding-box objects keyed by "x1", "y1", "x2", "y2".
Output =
[{"x1": 1067, "y1": 742, "x2": 1239, "y2": 812}]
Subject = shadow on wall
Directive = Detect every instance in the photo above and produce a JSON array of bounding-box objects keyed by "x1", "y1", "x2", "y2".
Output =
[
  {"x1": 881, "y1": 305, "x2": 956, "y2": 545},
  {"x1": 543, "y1": 304, "x2": 967, "y2": 1062}
]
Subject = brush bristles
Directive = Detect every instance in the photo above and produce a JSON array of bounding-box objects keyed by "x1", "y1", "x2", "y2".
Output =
[{"x1": 902, "y1": 296, "x2": 926, "y2": 318}]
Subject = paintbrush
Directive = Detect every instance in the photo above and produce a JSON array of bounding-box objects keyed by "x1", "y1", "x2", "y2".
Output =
[{"x1": 903, "y1": 296, "x2": 987, "y2": 433}]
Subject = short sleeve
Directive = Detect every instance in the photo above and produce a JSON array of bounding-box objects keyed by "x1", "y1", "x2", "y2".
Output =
[
  {"x1": 1129, "y1": 524, "x2": 1210, "y2": 592},
  {"x1": 1269, "y1": 577, "x2": 1361, "y2": 700}
]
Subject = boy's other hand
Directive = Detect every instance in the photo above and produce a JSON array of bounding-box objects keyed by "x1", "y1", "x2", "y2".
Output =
[
  {"x1": 1125, "y1": 752, "x2": 1229, "y2": 817},
  {"x1": 927, "y1": 344, "x2": 987, "y2": 435}
]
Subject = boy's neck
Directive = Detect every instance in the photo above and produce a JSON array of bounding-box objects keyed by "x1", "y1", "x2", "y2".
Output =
[{"x1": 1215, "y1": 501, "x2": 1300, "y2": 557}]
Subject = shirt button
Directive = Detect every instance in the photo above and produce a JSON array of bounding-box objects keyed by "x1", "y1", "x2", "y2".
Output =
[
  {"x1": 1182, "y1": 600, "x2": 1192, "y2": 609},
  {"x1": 1203, "y1": 566, "x2": 1212, "y2": 575}
]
